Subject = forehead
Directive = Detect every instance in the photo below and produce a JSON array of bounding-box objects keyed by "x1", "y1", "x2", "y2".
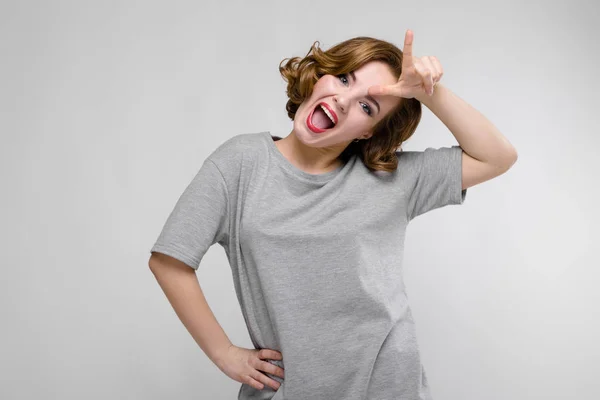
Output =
[{"x1": 354, "y1": 61, "x2": 398, "y2": 86}]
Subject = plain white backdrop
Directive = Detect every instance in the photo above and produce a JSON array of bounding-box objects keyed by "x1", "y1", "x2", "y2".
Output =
[{"x1": 1, "y1": 0, "x2": 598, "y2": 399}]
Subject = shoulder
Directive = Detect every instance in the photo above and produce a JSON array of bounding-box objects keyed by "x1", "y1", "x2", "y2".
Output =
[
  {"x1": 205, "y1": 131, "x2": 268, "y2": 180},
  {"x1": 208, "y1": 132, "x2": 265, "y2": 162},
  {"x1": 394, "y1": 148, "x2": 424, "y2": 174},
  {"x1": 393, "y1": 146, "x2": 463, "y2": 191},
  {"x1": 395, "y1": 146, "x2": 462, "y2": 168},
  {"x1": 206, "y1": 131, "x2": 268, "y2": 167}
]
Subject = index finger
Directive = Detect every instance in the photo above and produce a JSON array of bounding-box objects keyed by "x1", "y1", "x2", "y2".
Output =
[{"x1": 402, "y1": 29, "x2": 414, "y2": 66}]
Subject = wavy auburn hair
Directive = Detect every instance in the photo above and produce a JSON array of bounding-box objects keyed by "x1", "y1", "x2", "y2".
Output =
[{"x1": 279, "y1": 36, "x2": 423, "y2": 173}]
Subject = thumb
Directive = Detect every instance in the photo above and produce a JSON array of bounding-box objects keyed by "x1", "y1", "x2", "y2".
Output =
[{"x1": 368, "y1": 84, "x2": 397, "y2": 97}]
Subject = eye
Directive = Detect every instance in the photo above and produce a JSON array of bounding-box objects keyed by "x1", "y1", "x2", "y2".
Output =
[
  {"x1": 338, "y1": 74, "x2": 349, "y2": 86},
  {"x1": 361, "y1": 103, "x2": 372, "y2": 116},
  {"x1": 337, "y1": 73, "x2": 373, "y2": 117}
]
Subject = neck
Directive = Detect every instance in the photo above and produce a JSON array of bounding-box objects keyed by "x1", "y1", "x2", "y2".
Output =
[{"x1": 275, "y1": 130, "x2": 348, "y2": 174}]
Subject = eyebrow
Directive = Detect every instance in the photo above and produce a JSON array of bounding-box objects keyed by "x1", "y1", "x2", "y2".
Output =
[{"x1": 349, "y1": 70, "x2": 380, "y2": 114}]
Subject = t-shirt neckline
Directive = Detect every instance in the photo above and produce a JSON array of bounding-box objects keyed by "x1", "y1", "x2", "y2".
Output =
[{"x1": 262, "y1": 131, "x2": 348, "y2": 184}]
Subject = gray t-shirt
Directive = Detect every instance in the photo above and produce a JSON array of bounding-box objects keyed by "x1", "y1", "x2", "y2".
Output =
[{"x1": 150, "y1": 131, "x2": 467, "y2": 400}]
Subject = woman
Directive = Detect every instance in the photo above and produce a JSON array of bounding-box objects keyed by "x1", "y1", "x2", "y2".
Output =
[{"x1": 149, "y1": 30, "x2": 517, "y2": 400}]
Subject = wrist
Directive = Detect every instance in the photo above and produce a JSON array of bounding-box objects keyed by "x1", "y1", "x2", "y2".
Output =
[
  {"x1": 212, "y1": 342, "x2": 234, "y2": 368},
  {"x1": 416, "y1": 82, "x2": 444, "y2": 106}
]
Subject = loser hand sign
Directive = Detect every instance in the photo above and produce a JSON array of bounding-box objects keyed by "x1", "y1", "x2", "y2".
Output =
[{"x1": 368, "y1": 29, "x2": 443, "y2": 100}]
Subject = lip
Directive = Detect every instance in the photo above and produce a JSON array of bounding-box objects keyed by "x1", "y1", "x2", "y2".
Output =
[{"x1": 306, "y1": 102, "x2": 338, "y2": 134}]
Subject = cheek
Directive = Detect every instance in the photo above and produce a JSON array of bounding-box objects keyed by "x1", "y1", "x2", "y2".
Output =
[
  {"x1": 346, "y1": 114, "x2": 370, "y2": 131},
  {"x1": 309, "y1": 81, "x2": 325, "y2": 97},
  {"x1": 313, "y1": 75, "x2": 337, "y2": 92},
  {"x1": 301, "y1": 80, "x2": 328, "y2": 110}
]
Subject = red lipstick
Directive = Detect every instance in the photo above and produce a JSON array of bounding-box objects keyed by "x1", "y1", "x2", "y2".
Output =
[{"x1": 306, "y1": 102, "x2": 338, "y2": 134}]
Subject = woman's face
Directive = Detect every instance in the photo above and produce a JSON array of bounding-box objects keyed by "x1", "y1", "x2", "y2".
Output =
[{"x1": 292, "y1": 60, "x2": 401, "y2": 149}]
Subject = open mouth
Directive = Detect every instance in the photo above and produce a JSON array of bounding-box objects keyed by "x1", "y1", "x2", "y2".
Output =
[{"x1": 307, "y1": 103, "x2": 337, "y2": 133}]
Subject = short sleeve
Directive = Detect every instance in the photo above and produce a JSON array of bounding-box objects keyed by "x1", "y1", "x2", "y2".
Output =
[
  {"x1": 150, "y1": 158, "x2": 229, "y2": 270},
  {"x1": 406, "y1": 145, "x2": 467, "y2": 221}
]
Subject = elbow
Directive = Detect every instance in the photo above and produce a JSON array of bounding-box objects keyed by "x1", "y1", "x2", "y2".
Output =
[
  {"x1": 499, "y1": 148, "x2": 518, "y2": 171},
  {"x1": 507, "y1": 149, "x2": 518, "y2": 169}
]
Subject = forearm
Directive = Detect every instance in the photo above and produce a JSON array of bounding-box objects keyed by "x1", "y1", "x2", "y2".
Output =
[
  {"x1": 417, "y1": 83, "x2": 518, "y2": 168},
  {"x1": 150, "y1": 261, "x2": 233, "y2": 368}
]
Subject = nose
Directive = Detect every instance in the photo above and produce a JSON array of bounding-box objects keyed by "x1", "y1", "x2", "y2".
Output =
[{"x1": 333, "y1": 95, "x2": 348, "y2": 114}]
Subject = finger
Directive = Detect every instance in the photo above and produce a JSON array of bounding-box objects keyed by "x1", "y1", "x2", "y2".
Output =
[
  {"x1": 259, "y1": 360, "x2": 286, "y2": 379},
  {"x1": 258, "y1": 349, "x2": 283, "y2": 360},
  {"x1": 368, "y1": 84, "x2": 401, "y2": 98},
  {"x1": 420, "y1": 57, "x2": 437, "y2": 95},
  {"x1": 422, "y1": 57, "x2": 440, "y2": 80},
  {"x1": 430, "y1": 56, "x2": 444, "y2": 81},
  {"x1": 245, "y1": 374, "x2": 265, "y2": 390},
  {"x1": 251, "y1": 369, "x2": 281, "y2": 391},
  {"x1": 414, "y1": 60, "x2": 434, "y2": 95},
  {"x1": 402, "y1": 29, "x2": 414, "y2": 68}
]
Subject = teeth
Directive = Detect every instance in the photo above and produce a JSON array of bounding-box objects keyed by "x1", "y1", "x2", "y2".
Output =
[{"x1": 320, "y1": 104, "x2": 336, "y2": 125}]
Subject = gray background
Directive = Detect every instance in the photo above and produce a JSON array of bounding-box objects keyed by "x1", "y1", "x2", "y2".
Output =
[{"x1": 1, "y1": 0, "x2": 598, "y2": 399}]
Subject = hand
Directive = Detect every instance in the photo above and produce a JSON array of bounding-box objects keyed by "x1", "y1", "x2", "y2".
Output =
[
  {"x1": 368, "y1": 29, "x2": 443, "y2": 101},
  {"x1": 215, "y1": 344, "x2": 285, "y2": 391}
]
